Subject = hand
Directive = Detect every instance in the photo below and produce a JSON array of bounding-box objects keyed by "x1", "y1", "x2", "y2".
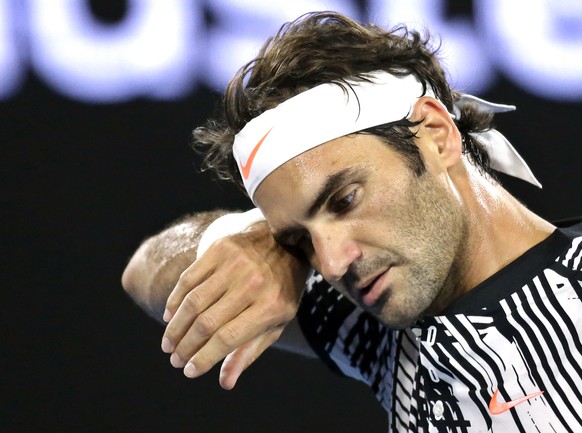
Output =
[{"x1": 161, "y1": 222, "x2": 309, "y2": 389}]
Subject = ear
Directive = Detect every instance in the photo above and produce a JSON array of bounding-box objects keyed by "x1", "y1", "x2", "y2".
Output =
[{"x1": 409, "y1": 96, "x2": 462, "y2": 169}]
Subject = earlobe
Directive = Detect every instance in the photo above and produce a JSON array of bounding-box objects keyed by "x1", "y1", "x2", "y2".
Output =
[{"x1": 411, "y1": 96, "x2": 462, "y2": 168}]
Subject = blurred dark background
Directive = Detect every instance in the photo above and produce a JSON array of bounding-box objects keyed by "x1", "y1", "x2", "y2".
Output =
[{"x1": 2, "y1": 1, "x2": 581, "y2": 432}]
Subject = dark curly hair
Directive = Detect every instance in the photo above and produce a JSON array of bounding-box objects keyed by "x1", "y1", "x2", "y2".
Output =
[{"x1": 193, "y1": 11, "x2": 495, "y2": 194}]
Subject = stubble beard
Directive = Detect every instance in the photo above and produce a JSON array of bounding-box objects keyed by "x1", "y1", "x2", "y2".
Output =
[{"x1": 366, "y1": 172, "x2": 469, "y2": 329}]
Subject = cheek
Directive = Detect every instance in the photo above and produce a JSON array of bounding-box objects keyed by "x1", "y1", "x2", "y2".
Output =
[
  {"x1": 361, "y1": 177, "x2": 414, "y2": 242},
  {"x1": 362, "y1": 173, "x2": 453, "y2": 262},
  {"x1": 400, "y1": 176, "x2": 466, "y2": 263}
]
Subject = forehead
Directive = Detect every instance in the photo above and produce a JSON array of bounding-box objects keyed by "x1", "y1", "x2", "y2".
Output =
[
  {"x1": 254, "y1": 135, "x2": 358, "y2": 206},
  {"x1": 253, "y1": 133, "x2": 404, "y2": 219}
]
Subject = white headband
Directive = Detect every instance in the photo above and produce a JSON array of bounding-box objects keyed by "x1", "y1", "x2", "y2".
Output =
[{"x1": 232, "y1": 70, "x2": 541, "y2": 201}]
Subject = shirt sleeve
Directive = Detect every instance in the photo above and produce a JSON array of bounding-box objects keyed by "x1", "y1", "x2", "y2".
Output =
[{"x1": 297, "y1": 273, "x2": 399, "y2": 410}]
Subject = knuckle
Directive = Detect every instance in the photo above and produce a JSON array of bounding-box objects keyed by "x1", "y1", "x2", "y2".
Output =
[
  {"x1": 221, "y1": 255, "x2": 253, "y2": 277},
  {"x1": 213, "y1": 236, "x2": 241, "y2": 254},
  {"x1": 231, "y1": 251, "x2": 254, "y2": 268},
  {"x1": 177, "y1": 267, "x2": 191, "y2": 284},
  {"x1": 183, "y1": 290, "x2": 203, "y2": 313},
  {"x1": 259, "y1": 298, "x2": 295, "y2": 323},
  {"x1": 174, "y1": 271, "x2": 193, "y2": 296},
  {"x1": 194, "y1": 313, "x2": 218, "y2": 337},
  {"x1": 246, "y1": 270, "x2": 267, "y2": 289},
  {"x1": 215, "y1": 325, "x2": 241, "y2": 348}
]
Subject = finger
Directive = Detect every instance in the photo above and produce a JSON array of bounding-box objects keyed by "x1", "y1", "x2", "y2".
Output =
[
  {"x1": 164, "y1": 254, "x2": 217, "y2": 322},
  {"x1": 164, "y1": 236, "x2": 257, "y2": 322},
  {"x1": 164, "y1": 248, "x2": 277, "y2": 355},
  {"x1": 170, "y1": 286, "x2": 253, "y2": 363},
  {"x1": 181, "y1": 305, "x2": 284, "y2": 378},
  {"x1": 218, "y1": 329, "x2": 282, "y2": 390},
  {"x1": 162, "y1": 272, "x2": 225, "y2": 354}
]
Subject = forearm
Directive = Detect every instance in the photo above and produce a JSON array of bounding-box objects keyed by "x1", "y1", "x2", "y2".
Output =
[
  {"x1": 122, "y1": 209, "x2": 317, "y2": 365},
  {"x1": 121, "y1": 210, "x2": 227, "y2": 323}
]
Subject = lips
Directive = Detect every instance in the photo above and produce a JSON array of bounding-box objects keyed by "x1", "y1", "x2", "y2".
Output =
[
  {"x1": 356, "y1": 267, "x2": 391, "y2": 307},
  {"x1": 359, "y1": 275, "x2": 380, "y2": 296}
]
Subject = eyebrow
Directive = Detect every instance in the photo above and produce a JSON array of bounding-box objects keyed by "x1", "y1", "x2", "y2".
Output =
[
  {"x1": 272, "y1": 167, "x2": 363, "y2": 245},
  {"x1": 306, "y1": 167, "x2": 363, "y2": 218}
]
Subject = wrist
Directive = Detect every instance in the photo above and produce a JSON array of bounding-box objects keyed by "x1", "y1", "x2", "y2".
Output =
[{"x1": 196, "y1": 208, "x2": 266, "y2": 259}]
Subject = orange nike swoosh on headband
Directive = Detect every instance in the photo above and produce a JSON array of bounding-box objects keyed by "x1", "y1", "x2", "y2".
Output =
[
  {"x1": 489, "y1": 388, "x2": 544, "y2": 415},
  {"x1": 240, "y1": 128, "x2": 273, "y2": 180}
]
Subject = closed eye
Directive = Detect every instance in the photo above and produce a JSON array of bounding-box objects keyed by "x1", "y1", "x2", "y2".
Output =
[
  {"x1": 276, "y1": 229, "x2": 313, "y2": 259},
  {"x1": 275, "y1": 228, "x2": 310, "y2": 248}
]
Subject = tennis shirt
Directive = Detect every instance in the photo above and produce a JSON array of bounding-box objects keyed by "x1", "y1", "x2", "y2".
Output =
[{"x1": 297, "y1": 223, "x2": 582, "y2": 432}]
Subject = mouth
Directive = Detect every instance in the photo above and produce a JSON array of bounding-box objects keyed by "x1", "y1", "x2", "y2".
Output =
[
  {"x1": 358, "y1": 275, "x2": 379, "y2": 296},
  {"x1": 355, "y1": 267, "x2": 391, "y2": 307}
]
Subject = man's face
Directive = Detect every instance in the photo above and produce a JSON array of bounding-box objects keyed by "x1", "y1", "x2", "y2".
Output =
[{"x1": 254, "y1": 132, "x2": 468, "y2": 328}]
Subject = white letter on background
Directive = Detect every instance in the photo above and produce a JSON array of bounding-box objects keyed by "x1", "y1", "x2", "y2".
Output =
[{"x1": 27, "y1": 0, "x2": 202, "y2": 102}]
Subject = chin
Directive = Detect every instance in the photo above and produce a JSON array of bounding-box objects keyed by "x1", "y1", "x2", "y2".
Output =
[
  {"x1": 372, "y1": 292, "x2": 429, "y2": 329},
  {"x1": 380, "y1": 314, "x2": 420, "y2": 330},
  {"x1": 368, "y1": 296, "x2": 421, "y2": 329}
]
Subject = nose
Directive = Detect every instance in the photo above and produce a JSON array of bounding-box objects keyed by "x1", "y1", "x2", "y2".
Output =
[{"x1": 310, "y1": 225, "x2": 361, "y2": 283}]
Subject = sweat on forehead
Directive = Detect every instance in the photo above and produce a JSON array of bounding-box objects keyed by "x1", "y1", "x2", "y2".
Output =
[{"x1": 232, "y1": 71, "x2": 432, "y2": 202}]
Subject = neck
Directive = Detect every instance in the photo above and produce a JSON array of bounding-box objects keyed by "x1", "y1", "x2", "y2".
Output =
[{"x1": 433, "y1": 163, "x2": 555, "y2": 312}]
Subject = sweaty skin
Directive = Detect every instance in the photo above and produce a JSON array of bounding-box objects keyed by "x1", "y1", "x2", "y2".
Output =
[
  {"x1": 133, "y1": 97, "x2": 554, "y2": 387},
  {"x1": 255, "y1": 134, "x2": 467, "y2": 328},
  {"x1": 254, "y1": 97, "x2": 554, "y2": 328}
]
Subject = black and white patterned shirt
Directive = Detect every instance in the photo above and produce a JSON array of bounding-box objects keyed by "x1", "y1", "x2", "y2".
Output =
[{"x1": 297, "y1": 224, "x2": 582, "y2": 433}]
